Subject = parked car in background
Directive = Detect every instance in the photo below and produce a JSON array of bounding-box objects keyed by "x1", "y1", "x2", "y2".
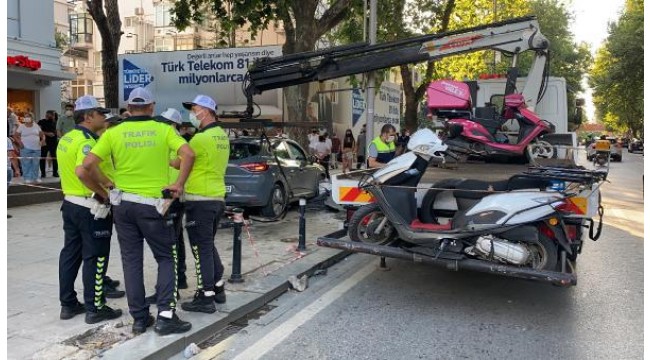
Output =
[
  {"x1": 225, "y1": 137, "x2": 326, "y2": 218},
  {"x1": 587, "y1": 137, "x2": 623, "y2": 162},
  {"x1": 628, "y1": 138, "x2": 644, "y2": 153}
]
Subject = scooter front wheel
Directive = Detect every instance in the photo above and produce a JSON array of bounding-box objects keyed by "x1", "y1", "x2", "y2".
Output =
[{"x1": 348, "y1": 204, "x2": 396, "y2": 245}]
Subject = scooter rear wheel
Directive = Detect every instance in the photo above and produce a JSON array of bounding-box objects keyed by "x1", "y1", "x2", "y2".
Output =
[
  {"x1": 527, "y1": 233, "x2": 558, "y2": 271},
  {"x1": 348, "y1": 204, "x2": 395, "y2": 245}
]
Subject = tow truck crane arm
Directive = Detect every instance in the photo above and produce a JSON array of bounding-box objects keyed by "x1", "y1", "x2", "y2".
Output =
[{"x1": 244, "y1": 15, "x2": 549, "y2": 119}]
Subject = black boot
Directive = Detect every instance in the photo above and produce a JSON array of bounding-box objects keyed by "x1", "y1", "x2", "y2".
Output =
[
  {"x1": 85, "y1": 305, "x2": 123, "y2": 324},
  {"x1": 214, "y1": 284, "x2": 226, "y2": 304},
  {"x1": 132, "y1": 314, "x2": 156, "y2": 335},
  {"x1": 145, "y1": 293, "x2": 159, "y2": 306},
  {"x1": 181, "y1": 290, "x2": 216, "y2": 313},
  {"x1": 104, "y1": 276, "x2": 120, "y2": 289},
  {"x1": 154, "y1": 313, "x2": 192, "y2": 335},
  {"x1": 104, "y1": 284, "x2": 126, "y2": 299},
  {"x1": 60, "y1": 302, "x2": 85, "y2": 320}
]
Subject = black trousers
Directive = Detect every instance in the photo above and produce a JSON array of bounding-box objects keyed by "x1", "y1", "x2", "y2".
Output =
[
  {"x1": 184, "y1": 200, "x2": 225, "y2": 290},
  {"x1": 318, "y1": 155, "x2": 331, "y2": 180},
  {"x1": 40, "y1": 139, "x2": 58, "y2": 176},
  {"x1": 113, "y1": 201, "x2": 176, "y2": 320},
  {"x1": 59, "y1": 201, "x2": 113, "y2": 311},
  {"x1": 169, "y1": 200, "x2": 187, "y2": 281}
]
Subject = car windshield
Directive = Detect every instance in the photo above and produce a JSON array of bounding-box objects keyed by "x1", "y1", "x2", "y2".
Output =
[{"x1": 230, "y1": 142, "x2": 262, "y2": 160}]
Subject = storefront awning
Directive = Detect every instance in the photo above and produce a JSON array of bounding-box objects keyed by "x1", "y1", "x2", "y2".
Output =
[{"x1": 8, "y1": 67, "x2": 75, "y2": 82}]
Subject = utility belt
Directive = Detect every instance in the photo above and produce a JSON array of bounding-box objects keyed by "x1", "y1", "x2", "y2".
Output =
[
  {"x1": 112, "y1": 190, "x2": 173, "y2": 216},
  {"x1": 64, "y1": 195, "x2": 99, "y2": 209},
  {"x1": 183, "y1": 194, "x2": 225, "y2": 202},
  {"x1": 121, "y1": 192, "x2": 161, "y2": 206},
  {"x1": 64, "y1": 195, "x2": 111, "y2": 219}
]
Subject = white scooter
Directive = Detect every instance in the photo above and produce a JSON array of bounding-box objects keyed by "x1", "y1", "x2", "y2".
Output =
[{"x1": 318, "y1": 128, "x2": 606, "y2": 286}]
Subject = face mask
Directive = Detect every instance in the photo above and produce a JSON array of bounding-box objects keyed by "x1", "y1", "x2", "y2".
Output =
[
  {"x1": 24, "y1": 117, "x2": 32, "y2": 123},
  {"x1": 65, "y1": 110, "x2": 73, "y2": 117},
  {"x1": 189, "y1": 112, "x2": 201, "y2": 129},
  {"x1": 387, "y1": 135, "x2": 395, "y2": 143}
]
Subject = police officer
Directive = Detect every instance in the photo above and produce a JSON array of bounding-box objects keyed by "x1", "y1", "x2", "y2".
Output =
[
  {"x1": 367, "y1": 124, "x2": 397, "y2": 168},
  {"x1": 82, "y1": 87, "x2": 196, "y2": 335},
  {"x1": 145, "y1": 108, "x2": 189, "y2": 306},
  {"x1": 179, "y1": 95, "x2": 229, "y2": 313},
  {"x1": 57, "y1": 95, "x2": 122, "y2": 323}
]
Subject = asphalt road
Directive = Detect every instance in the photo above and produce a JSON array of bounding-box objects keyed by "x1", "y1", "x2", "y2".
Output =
[{"x1": 206, "y1": 151, "x2": 644, "y2": 360}]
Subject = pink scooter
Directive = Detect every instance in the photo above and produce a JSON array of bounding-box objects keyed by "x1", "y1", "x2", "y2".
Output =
[{"x1": 427, "y1": 80, "x2": 555, "y2": 160}]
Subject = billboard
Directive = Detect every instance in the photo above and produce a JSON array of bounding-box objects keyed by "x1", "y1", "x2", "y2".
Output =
[
  {"x1": 331, "y1": 81, "x2": 401, "y2": 138},
  {"x1": 118, "y1": 46, "x2": 283, "y2": 119}
]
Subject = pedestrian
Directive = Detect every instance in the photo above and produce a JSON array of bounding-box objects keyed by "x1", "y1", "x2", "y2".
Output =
[
  {"x1": 14, "y1": 113, "x2": 44, "y2": 184},
  {"x1": 341, "y1": 129, "x2": 356, "y2": 174},
  {"x1": 367, "y1": 124, "x2": 397, "y2": 168},
  {"x1": 56, "y1": 103, "x2": 76, "y2": 138},
  {"x1": 356, "y1": 124, "x2": 367, "y2": 170},
  {"x1": 8, "y1": 108, "x2": 22, "y2": 180},
  {"x1": 82, "y1": 87, "x2": 196, "y2": 335},
  {"x1": 145, "y1": 108, "x2": 190, "y2": 306},
  {"x1": 56, "y1": 95, "x2": 122, "y2": 324},
  {"x1": 7, "y1": 137, "x2": 14, "y2": 218},
  {"x1": 397, "y1": 128, "x2": 411, "y2": 155},
  {"x1": 330, "y1": 132, "x2": 341, "y2": 169},
  {"x1": 314, "y1": 135, "x2": 332, "y2": 180},
  {"x1": 38, "y1": 110, "x2": 59, "y2": 178},
  {"x1": 308, "y1": 128, "x2": 319, "y2": 154},
  {"x1": 179, "y1": 95, "x2": 229, "y2": 314}
]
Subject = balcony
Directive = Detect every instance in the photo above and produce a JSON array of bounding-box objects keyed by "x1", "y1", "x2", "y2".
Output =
[{"x1": 69, "y1": 13, "x2": 94, "y2": 50}]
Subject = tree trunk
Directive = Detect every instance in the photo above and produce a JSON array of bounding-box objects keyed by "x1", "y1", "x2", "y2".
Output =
[
  {"x1": 87, "y1": 0, "x2": 122, "y2": 108},
  {"x1": 280, "y1": 0, "x2": 351, "y2": 123},
  {"x1": 400, "y1": 65, "x2": 418, "y2": 131}
]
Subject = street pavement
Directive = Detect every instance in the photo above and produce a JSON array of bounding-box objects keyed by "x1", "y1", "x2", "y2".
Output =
[
  {"x1": 208, "y1": 151, "x2": 644, "y2": 360},
  {"x1": 6, "y1": 178, "x2": 347, "y2": 360}
]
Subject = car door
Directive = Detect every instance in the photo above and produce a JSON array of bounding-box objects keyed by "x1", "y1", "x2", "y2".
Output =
[
  {"x1": 272, "y1": 140, "x2": 299, "y2": 197},
  {"x1": 286, "y1": 140, "x2": 319, "y2": 197}
]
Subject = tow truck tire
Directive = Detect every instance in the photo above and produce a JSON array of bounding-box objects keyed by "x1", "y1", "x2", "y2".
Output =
[{"x1": 348, "y1": 203, "x2": 395, "y2": 245}]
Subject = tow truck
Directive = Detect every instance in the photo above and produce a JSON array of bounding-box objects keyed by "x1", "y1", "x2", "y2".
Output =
[{"x1": 235, "y1": 17, "x2": 605, "y2": 287}]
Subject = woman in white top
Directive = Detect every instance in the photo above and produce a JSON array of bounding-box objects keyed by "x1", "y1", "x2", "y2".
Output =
[
  {"x1": 313, "y1": 135, "x2": 331, "y2": 180},
  {"x1": 14, "y1": 113, "x2": 45, "y2": 184}
]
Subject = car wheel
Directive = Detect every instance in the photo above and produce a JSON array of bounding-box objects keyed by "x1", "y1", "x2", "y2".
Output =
[{"x1": 260, "y1": 183, "x2": 287, "y2": 218}]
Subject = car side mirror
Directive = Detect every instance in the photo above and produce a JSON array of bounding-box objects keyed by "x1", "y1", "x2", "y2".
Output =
[{"x1": 308, "y1": 155, "x2": 318, "y2": 163}]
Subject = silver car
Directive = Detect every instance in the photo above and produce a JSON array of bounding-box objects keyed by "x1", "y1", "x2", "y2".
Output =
[{"x1": 225, "y1": 137, "x2": 326, "y2": 218}]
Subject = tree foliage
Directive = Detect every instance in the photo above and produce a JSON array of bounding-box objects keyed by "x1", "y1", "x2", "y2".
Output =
[
  {"x1": 330, "y1": 0, "x2": 456, "y2": 131},
  {"x1": 589, "y1": 0, "x2": 644, "y2": 137}
]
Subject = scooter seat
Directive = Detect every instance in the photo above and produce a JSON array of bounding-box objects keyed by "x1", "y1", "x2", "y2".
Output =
[
  {"x1": 453, "y1": 178, "x2": 550, "y2": 200},
  {"x1": 410, "y1": 219, "x2": 452, "y2": 231}
]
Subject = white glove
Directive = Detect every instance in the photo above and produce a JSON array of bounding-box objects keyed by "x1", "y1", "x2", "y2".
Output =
[{"x1": 91, "y1": 203, "x2": 111, "y2": 220}]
